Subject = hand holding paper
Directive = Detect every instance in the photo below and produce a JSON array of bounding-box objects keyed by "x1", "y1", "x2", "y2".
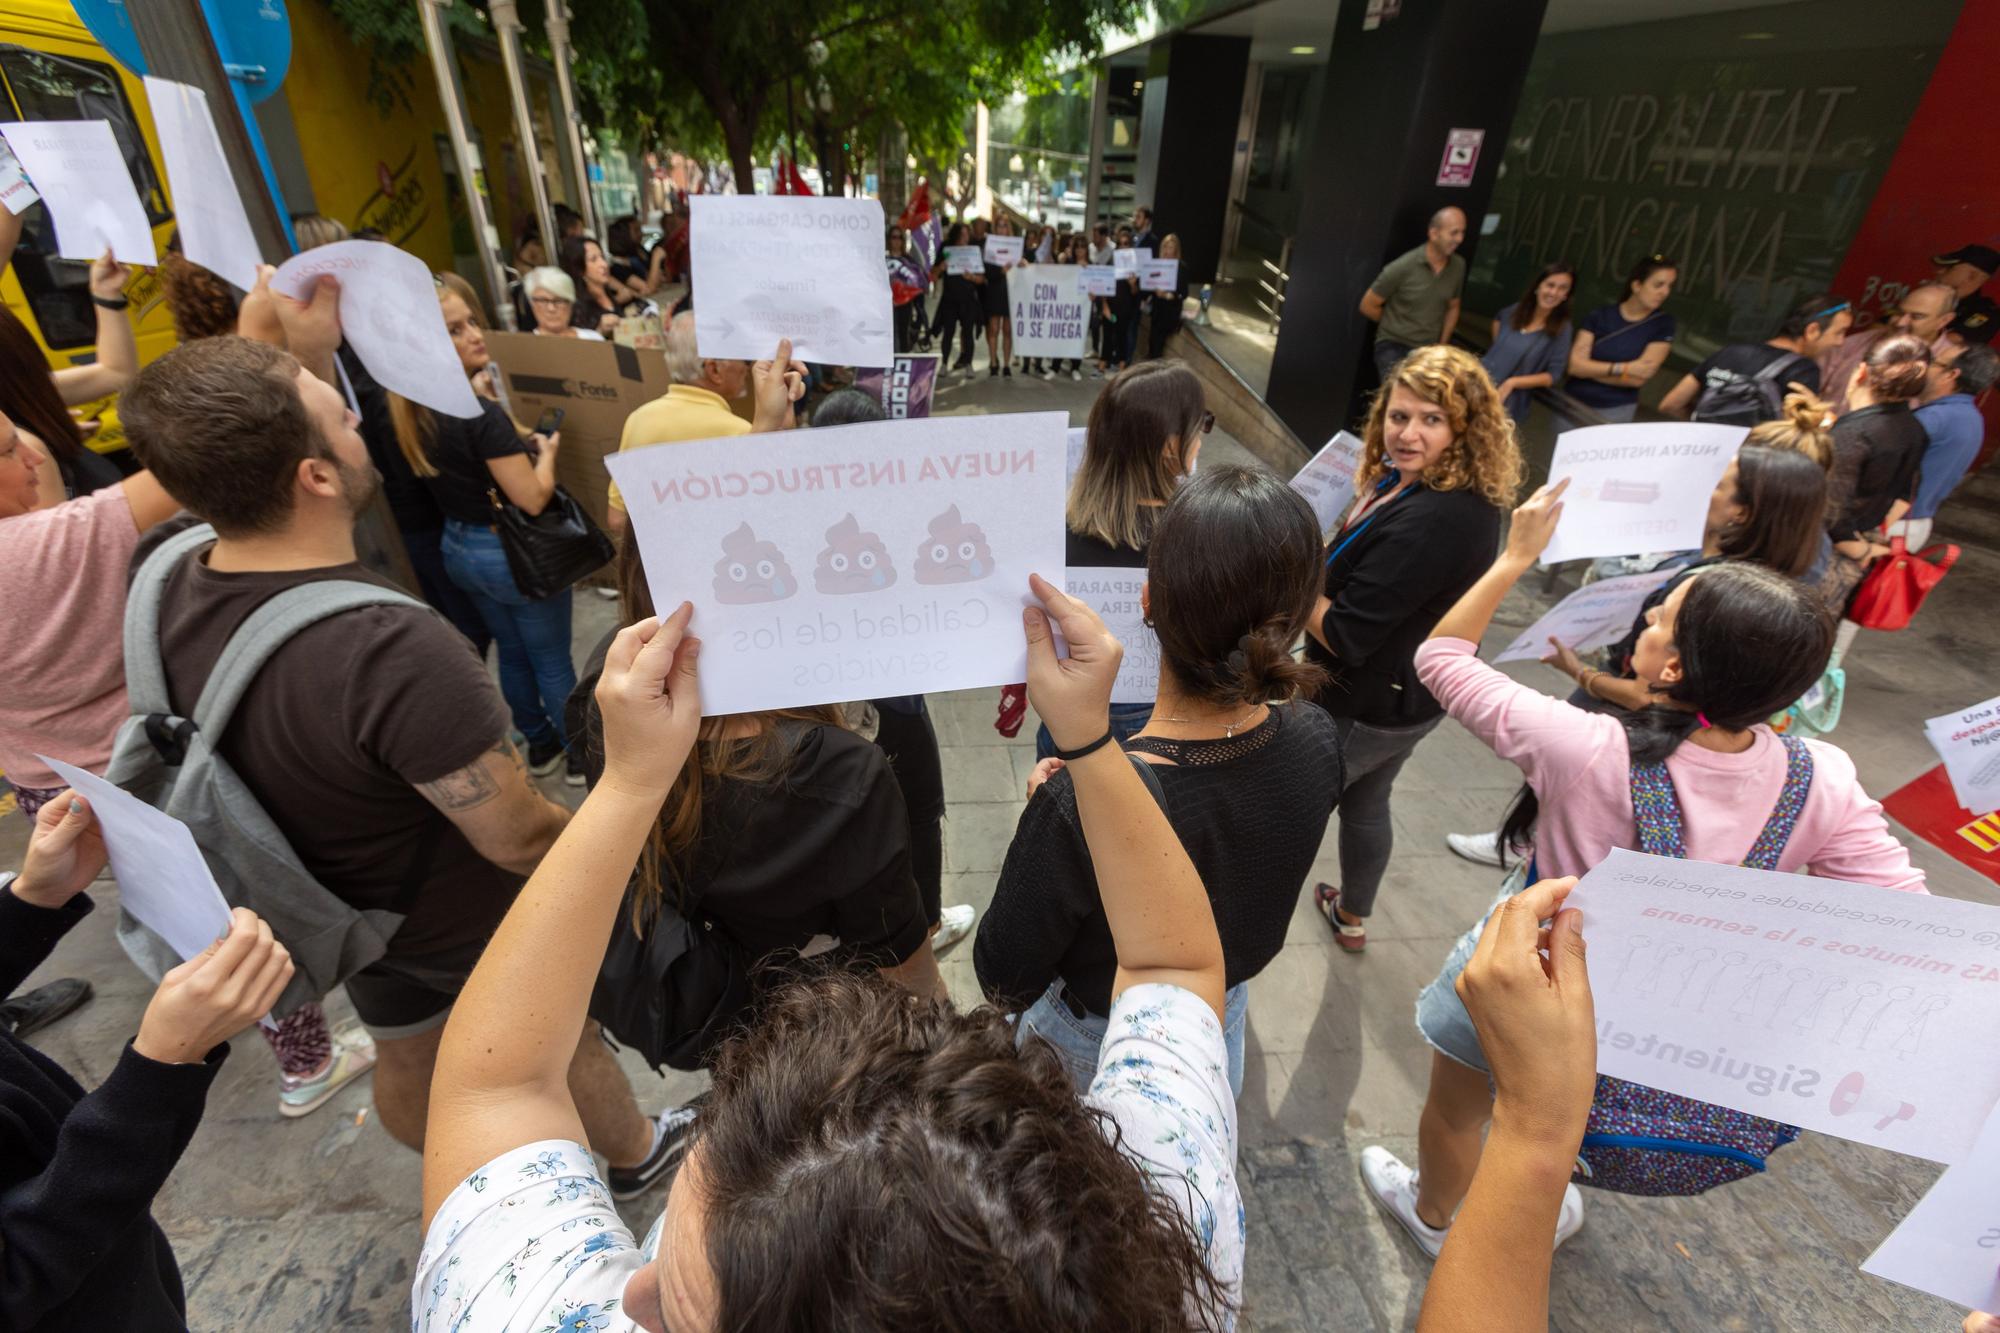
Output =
[
  {"x1": 271, "y1": 240, "x2": 478, "y2": 418},
  {"x1": 11, "y1": 791, "x2": 108, "y2": 910},
  {"x1": 132, "y1": 907, "x2": 294, "y2": 1066},
  {"x1": 0, "y1": 119, "x2": 155, "y2": 265},
  {"x1": 1023, "y1": 572, "x2": 1121, "y2": 752}
]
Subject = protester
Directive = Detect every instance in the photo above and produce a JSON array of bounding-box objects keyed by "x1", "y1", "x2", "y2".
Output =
[
  {"x1": 1054, "y1": 231, "x2": 1091, "y2": 379},
  {"x1": 929, "y1": 221, "x2": 986, "y2": 373},
  {"x1": 1021, "y1": 225, "x2": 1047, "y2": 377},
  {"x1": 1090, "y1": 222, "x2": 1114, "y2": 265},
  {"x1": 1565, "y1": 253, "x2": 1678, "y2": 423},
  {"x1": 1901, "y1": 339, "x2": 1998, "y2": 549},
  {"x1": 0, "y1": 253, "x2": 134, "y2": 498},
  {"x1": 1825, "y1": 333, "x2": 1931, "y2": 663},
  {"x1": 159, "y1": 244, "x2": 242, "y2": 342},
  {"x1": 1821, "y1": 281, "x2": 1956, "y2": 414},
  {"x1": 1363, "y1": 480, "x2": 1923, "y2": 1262},
  {"x1": 1146, "y1": 233, "x2": 1191, "y2": 360},
  {"x1": 1482, "y1": 260, "x2": 1575, "y2": 423},
  {"x1": 1657, "y1": 293, "x2": 1851, "y2": 424},
  {"x1": 290, "y1": 213, "x2": 348, "y2": 250},
  {"x1": 1307, "y1": 346, "x2": 1522, "y2": 951},
  {"x1": 984, "y1": 214, "x2": 1019, "y2": 377},
  {"x1": 1103, "y1": 222, "x2": 1144, "y2": 372},
  {"x1": 2, "y1": 792, "x2": 293, "y2": 1332},
  {"x1": 885, "y1": 222, "x2": 928, "y2": 354},
  {"x1": 413, "y1": 574, "x2": 1600, "y2": 1332},
  {"x1": 560, "y1": 234, "x2": 642, "y2": 338},
  {"x1": 606, "y1": 213, "x2": 666, "y2": 295},
  {"x1": 1132, "y1": 204, "x2": 1158, "y2": 253},
  {"x1": 979, "y1": 465, "x2": 1341, "y2": 1095},
  {"x1": 521, "y1": 266, "x2": 605, "y2": 341},
  {"x1": 1360, "y1": 207, "x2": 1467, "y2": 381}
]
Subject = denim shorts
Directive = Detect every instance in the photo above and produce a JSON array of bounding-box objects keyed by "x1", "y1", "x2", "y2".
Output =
[
  {"x1": 1021, "y1": 978, "x2": 1248, "y2": 1098},
  {"x1": 1413, "y1": 867, "x2": 1527, "y2": 1075}
]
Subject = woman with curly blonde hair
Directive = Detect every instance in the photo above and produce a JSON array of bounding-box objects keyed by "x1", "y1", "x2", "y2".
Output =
[{"x1": 1306, "y1": 344, "x2": 1522, "y2": 951}]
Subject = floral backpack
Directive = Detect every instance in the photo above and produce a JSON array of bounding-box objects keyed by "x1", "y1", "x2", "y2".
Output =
[{"x1": 1572, "y1": 735, "x2": 1813, "y2": 1196}]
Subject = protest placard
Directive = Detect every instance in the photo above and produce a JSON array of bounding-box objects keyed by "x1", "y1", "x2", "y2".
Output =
[
  {"x1": 273, "y1": 240, "x2": 478, "y2": 419},
  {"x1": 690, "y1": 195, "x2": 893, "y2": 367},
  {"x1": 144, "y1": 77, "x2": 261, "y2": 292},
  {"x1": 1539, "y1": 422, "x2": 1741, "y2": 565},
  {"x1": 944, "y1": 245, "x2": 983, "y2": 276},
  {"x1": 1067, "y1": 567, "x2": 1158, "y2": 704},
  {"x1": 983, "y1": 234, "x2": 1024, "y2": 268},
  {"x1": 1924, "y1": 694, "x2": 2000, "y2": 817},
  {"x1": 1288, "y1": 430, "x2": 1366, "y2": 533},
  {"x1": 0, "y1": 119, "x2": 155, "y2": 264},
  {"x1": 1081, "y1": 264, "x2": 1117, "y2": 296},
  {"x1": 1066, "y1": 425, "x2": 1087, "y2": 484},
  {"x1": 1569, "y1": 847, "x2": 2000, "y2": 1163},
  {"x1": 607, "y1": 412, "x2": 1068, "y2": 714},
  {"x1": 854, "y1": 353, "x2": 941, "y2": 419},
  {"x1": 0, "y1": 136, "x2": 38, "y2": 215},
  {"x1": 1861, "y1": 1098, "x2": 2000, "y2": 1311},
  {"x1": 1140, "y1": 258, "x2": 1179, "y2": 294},
  {"x1": 1882, "y1": 764, "x2": 2000, "y2": 890},
  {"x1": 1492, "y1": 566, "x2": 1679, "y2": 664},
  {"x1": 1112, "y1": 246, "x2": 1151, "y2": 277},
  {"x1": 1010, "y1": 264, "x2": 1090, "y2": 359}
]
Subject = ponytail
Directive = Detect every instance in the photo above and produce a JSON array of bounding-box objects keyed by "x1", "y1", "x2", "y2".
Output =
[{"x1": 387, "y1": 393, "x2": 440, "y2": 479}]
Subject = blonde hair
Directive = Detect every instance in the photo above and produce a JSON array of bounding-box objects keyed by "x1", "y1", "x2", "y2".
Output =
[
  {"x1": 1356, "y1": 344, "x2": 1523, "y2": 509},
  {"x1": 292, "y1": 213, "x2": 349, "y2": 251},
  {"x1": 1066, "y1": 361, "x2": 1205, "y2": 551},
  {"x1": 1743, "y1": 389, "x2": 1834, "y2": 469},
  {"x1": 389, "y1": 283, "x2": 517, "y2": 480}
]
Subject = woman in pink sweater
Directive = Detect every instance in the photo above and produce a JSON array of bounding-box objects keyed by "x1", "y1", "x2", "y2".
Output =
[{"x1": 1361, "y1": 478, "x2": 1925, "y2": 1261}]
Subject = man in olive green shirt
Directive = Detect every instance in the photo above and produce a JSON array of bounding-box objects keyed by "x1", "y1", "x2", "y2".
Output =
[{"x1": 1360, "y1": 206, "x2": 1466, "y2": 381}]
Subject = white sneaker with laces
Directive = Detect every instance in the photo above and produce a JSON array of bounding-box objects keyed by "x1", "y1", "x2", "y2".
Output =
[
  {"x1": 1360, "y1": 1145, "x2": 1448, "y2": 1259},
  {"x1": 279, "y1": 1022, "x2": 378, "y2": 1118},
  {"x1": 1444, "y1": 830, "x2": 1507, "y2": 868},
  {"x1": 1554, "y1": 1182, "x2": 1585, "y2": 1248},
  {"x1": 931, "y1": 903, "x2": 976, "y2": 955}
]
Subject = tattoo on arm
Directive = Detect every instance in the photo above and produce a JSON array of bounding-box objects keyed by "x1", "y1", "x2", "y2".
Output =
[{"x1": 416, "y1": 739, "x2": 516, "y2": 812}]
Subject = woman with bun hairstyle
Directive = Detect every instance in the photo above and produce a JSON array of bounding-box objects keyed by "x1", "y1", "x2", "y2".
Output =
[
  {"x1": 1306, "y1": 345, "x2": 1522, "y2": 953},
  {"x1": 977, "y1": 465, "x2": 1343, "y2": 1095},
  {"x1": 1824, "y1": 333, "x2": 1931, "y2": 664}
]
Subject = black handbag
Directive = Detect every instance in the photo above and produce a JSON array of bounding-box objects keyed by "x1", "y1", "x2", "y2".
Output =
[
  {"x1": 590, "y1": 888, "x2": 753, "y2": 1073},
  {"x1": 486, "y1": 485, "x2": 614, "y2": 601}
]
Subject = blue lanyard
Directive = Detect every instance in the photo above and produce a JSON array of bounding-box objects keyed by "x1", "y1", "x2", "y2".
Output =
[{"x1": 1325, "y1": 474, "x2": 1408, "y2": 567}]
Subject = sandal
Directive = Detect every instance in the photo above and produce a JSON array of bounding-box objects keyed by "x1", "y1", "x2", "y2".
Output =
[{"x1": 1314, "y1": 883, "x2": 1367, "y2": 953}]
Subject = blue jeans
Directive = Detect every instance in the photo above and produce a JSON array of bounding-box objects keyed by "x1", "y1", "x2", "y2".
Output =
[
  {"x1": 1414, "y1": 868, "x2": 1528, "y2": 1075},
  {"x1": 441, "y1": 520, "x2": 576, "y2": 747},
  {"x1": 1020, "y1": 979, "x2": 1249, "y2": 1098},
  {"x1": 1034, "y1": 702, "x2": 1154, "y2": 762},
  {"x1": 402, "y1": 524, "x2": 491, "y2": 659}
]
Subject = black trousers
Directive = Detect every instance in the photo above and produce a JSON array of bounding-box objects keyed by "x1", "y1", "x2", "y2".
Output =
[{"x1": 870, "y1": 699, "x2": 945, "y2": 924}]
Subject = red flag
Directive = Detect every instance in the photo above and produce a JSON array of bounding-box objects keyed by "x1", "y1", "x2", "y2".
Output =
[
  {"x1": 774, "y1": 155, "x2": 813, "y2": 197},
  {"x1": 898, "y1": 182, "x2": 932, "y2": 233}
]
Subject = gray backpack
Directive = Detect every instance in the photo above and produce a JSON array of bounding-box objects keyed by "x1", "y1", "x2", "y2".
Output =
[{"x1": 107, "y1": 523, "x2": 436, "y2": 1016}]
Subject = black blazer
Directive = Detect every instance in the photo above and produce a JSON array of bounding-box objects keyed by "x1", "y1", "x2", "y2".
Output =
[
  {"x1": 1827, "y1": 402, "x2": 1925, "y2": 543},
  {"x1": 1305, "y1": 483, "x2": 1503, "y2": 727}
]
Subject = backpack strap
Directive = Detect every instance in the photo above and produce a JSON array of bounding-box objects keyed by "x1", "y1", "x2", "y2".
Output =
[
  {"x1": 1630, "y1": 735, "x2": 1815, "y2": 868},
  {"x1": 122, "y1": 523, "x2": 220, "y2": 718},
  {"x1": 1753, "y1": 351, "x2": 1807, "y2": 385},
  {"x1": 1740, "y1": 735, "x2": 1814, "y2": 870}
]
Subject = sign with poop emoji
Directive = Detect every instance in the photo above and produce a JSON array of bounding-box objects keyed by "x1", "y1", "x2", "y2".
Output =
[{"x1": 608, "y1": 412, "x2": 1067, "y2": 713}]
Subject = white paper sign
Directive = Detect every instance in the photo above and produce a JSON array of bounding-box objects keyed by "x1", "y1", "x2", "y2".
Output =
[
  {"x1": 1081, "y1": 264, "x2": 1117, "y2": 296},
  {"x1": 690, "y1": 195, "x2": 893, "y2": 367},
  {"x1": 144, "y1": 77, "x2": 261, "y2": 292},
  {"x1": 944, "y1": 245, "x2": 983, "y2": 276},
  {"x1": 0, "y1": 136, "x2": 39, "y2": 215},
  {"x1": 38, "y1": 756, "x2": 232, "y2": 966},
  {"x1": 0, "y1": 120, "x2": 155, "y2": 264},
  {"x1": 983, "y1": 234, "x2": 1024, "y2": 268},
  {"x1": 1492, "y1": 566, "x2": 1679, "y2": 665},
  {"x1": 1140, "y1": 258, "x2": 1179, "y2": 294},
  {"x1": 271, "y1": 240, "x2": 479, "y2": 419},
  {"x1": 1010, "y1": 264, "x2": 1089, "y2": 359},
  {"x1": 607, "y1": 413, "x2": 1068, "y2": 714},
  {"x1": 1066, "y1": 425, "x2": 1088, "y2": 484},
  {"x1": 1540, "y1": 423, "x2": 1742, "y2": 565},
  {"x1": 1924, "y1": 694, "x2": 2000, "y2": 817},
  {"x1": 1288, "y1": 430, "x2": 1366, "y2": 533},
  {"x1": 1112, "y1": 247, "x2": 1147, "y2": 277},
  {"x1": 1068, "y1": 567, "x2": 1157, "y2": 704},
  {"x1": 1861, "y1": 1098, "x2": 2000, "y2": 1312},
  {"x1": 1572, "y1": 848, "x2": 2000, "y2": 1163}
]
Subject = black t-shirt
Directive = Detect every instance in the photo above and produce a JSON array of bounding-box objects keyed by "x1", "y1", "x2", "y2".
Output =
[
  {"x1": 975, "y1": 702, "x2": 1343, "y2": 1015},
  {"x1": 54, "y1": 442, "x2": 124, "y2": 500},
  {"x1": 1689, "y1": 342, "x2": 1820, "y2": 425},
  {"x1": 418, "y1": 399, "x2": 533, "y2": 525},
  {"x1": 345, "y1": 346, "x2": 446, "y2": 534},
  {"x1": 1064, "y1": 525, "x2": 1147, "y2": 568}
]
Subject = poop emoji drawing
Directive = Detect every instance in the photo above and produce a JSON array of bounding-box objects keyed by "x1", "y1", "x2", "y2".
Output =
[
  {"x1": 712, "y1": 522, "x2": 797, "y2": 603},
  {"x1": 913, "y1": 505, "x2": 995, "y2": 585},
  {"x1": 813, "y1": 514, "x2": 898, "y2": 594}
]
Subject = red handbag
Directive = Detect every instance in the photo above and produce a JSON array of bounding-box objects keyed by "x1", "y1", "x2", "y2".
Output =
[{"x1": 1847, "y1": 536, "x2": 1959, "y2": 631}]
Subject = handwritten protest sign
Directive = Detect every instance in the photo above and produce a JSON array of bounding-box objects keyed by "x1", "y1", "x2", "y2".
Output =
[
  {"x1": 1570, "y1": 848, "x2": 2000, "y2": 1163},
  {"x1": 1492, "y1": 566, "x2": 1679, "y2": 665},
  {"x1": 854, "y1": 353, "x2": 940, "y2": 419},
  {"x1": 1862, "y1": 1098, "x2": 2000, "y2": 1311},
  {"x1": 0, "y1": 136, "x2": 38, "y2": 215},
  {"x1": 1082, "y1": 264, "x2": 1117, "y2": 296},
  {"x1": 608, "y1": 413, "x2": 1067, "y2": 714},
  {"x1": 1540, "y1": 423, "x2": 1741, "y2": 565},
  {"x1": 1140, "y1": 258, "x2": 1179, "y2": 294},
  {"x1": 144, "y1": 78, "x2": 261, "y2": 291},
  {"x1": 1067, "y1": 568, "x2": 1158, "y2": 704},
  {"x1": 983, "y1": 234, "x2": 1024, "y2": 268},
  {"x1": 690, "y1": 195, "x2": 893, "y2": 367},
  {"x1": 1288, "y1": 431, "x2": 1366, "y2": 533},
  {"x1": 1112, "y1": 246, "x2": 1151, "y2": 277},
  {"x1": 1010, "y1": 264, "x2": 1089, "y2": 359},
  {"x1": 944, "y1": 245, "x2": 982, "y2": 276},
  {"x1": 273, "y1": 240, "x2": 478, "y2": 418},
  {"x1": 0, "y1": 120, "x2": 155, "y2": 264},
  {"x1": 1924, "y1": 694, "x2": 2000, "y2": 817}
]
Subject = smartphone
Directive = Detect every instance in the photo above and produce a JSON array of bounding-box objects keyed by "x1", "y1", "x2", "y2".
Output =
[{"x1": 534, "y1": 407, "x2": 565, "y2": 435}]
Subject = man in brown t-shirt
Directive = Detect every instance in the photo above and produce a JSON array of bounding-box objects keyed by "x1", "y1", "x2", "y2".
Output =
[{"x1": 115, "y1": 297, "x2": 672, "y2": 1188}]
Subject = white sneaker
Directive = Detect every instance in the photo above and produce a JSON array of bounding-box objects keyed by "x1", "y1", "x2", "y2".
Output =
[
  {"x1": 1360, "y1": 1146, "x2": 1448, "y2": 1259},
  {"x1": 1444, "y1": 830, "x2": 1507, "y2": 868},
  {"x1": 932, "y1": 903, "x2": 976, "y2": 956},
  {"x1": 1554, "y1": 1182, "x2": 1584, "y2": 1249},
  {"x1": 278, "y1": 1022, "x2": 378, "y2": 1118},
  {"x1": 1070, "y1": 369, "x2": 1081, "y2": 381}
]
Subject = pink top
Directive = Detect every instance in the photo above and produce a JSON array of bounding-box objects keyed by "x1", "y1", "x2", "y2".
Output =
[
  {"x1": 0, "y1": 486, "x2": 139, "y2": 791},
  {"x1": 1415, "y1": 638, "x2": 1925, "y2": 894}
]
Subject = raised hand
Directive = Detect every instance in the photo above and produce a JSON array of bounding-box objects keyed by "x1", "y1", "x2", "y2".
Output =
[
  {"x1": 133, "y1": 907, "x2": 294, "y2": 1064},
  {"x1": 594, "y1": 600, "x2": 702, "y2": 799},
  {"x1": 11, "y1": 792, "x2": 107, "y2": 909},
  {"x1": 751, "y1": 337, "x2": 808, "y2": 432},
  {"x1": 1502, "y1": 477, "x2": 1569, "y2": 567},
  {"x1": 1021, "y1": 571, "x2": 1120, "y2": 753},
  {"x1": 88, "y1": 250, "x2": 131, "y2": 300}
]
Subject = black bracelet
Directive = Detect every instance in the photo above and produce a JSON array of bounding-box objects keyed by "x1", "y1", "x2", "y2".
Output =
[
  {"x1": 91, "y1": 294, "x2": 129, "y2": 310},
  {"x1": 1050, "y1": 728, "x2": 1116, "y2": 762}
]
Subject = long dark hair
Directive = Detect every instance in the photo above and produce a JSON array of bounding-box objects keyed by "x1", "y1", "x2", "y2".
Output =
[
  {"x1": 0, "y1": 305, "x2": 87, "y2": 473},
  {"x1": 1510, "y1": 261, "x2": 1575, "y2": 334},
  {"x1": 1147, "y1": 466, "x2": 1326, "y2": 707},
  {"x1": 1499, "y1": 563, "x2": 1833, "y2": 858},
  {"x1": 1714, "y1": 445, "x2": 1828, "y2": 578},
  {"x1": 559, "y1": 234, "x2": 603, "y2": 303},
  {"x1": 1068, "y1": 361, "x2": 1207, "y2": 551}
]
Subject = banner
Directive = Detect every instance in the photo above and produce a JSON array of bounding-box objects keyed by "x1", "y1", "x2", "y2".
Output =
[
  {"x1": 143, "y1": 77, "x2": 260, "y2": 291},
  {"x1": 1924, "y1": 694, "x2": 2000, "y2": 816},
  {"x1": 690, "y1": 195, "x2": 893, "y2": 367},
  {"x1": 1540, "y1": 422, "x2": 1742, "y2": 565},
  {"x1": 1081, "y1": 264, "x2": 1117, "y2": 296},
  {"x1": 1288, "y1": 430, "x2": 1366, "y2": 533},
  {"x1": 607, "y1": 412, "x2": 1068, "y2": 714},
  {"x1": 0, "y1": 119, "x2": 155, "y2": 264},
  {"x1": 1066, "y1": 567, "x2": 1158, "y2": 705},
  {"x1": 983, "y1": 234, "x2": 1023, "y2": 268},
  {"x1": 854, "y1": 353, "x2": 941, "y2": 420},
  {"x1": 1492, "y1": 566, "x2": 1679, "y2": 664},
  {"x1": 1009, "y1": 263, "x2": 1089, "y2": 359}
]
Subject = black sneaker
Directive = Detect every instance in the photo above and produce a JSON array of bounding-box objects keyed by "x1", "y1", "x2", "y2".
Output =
[
  {"x1": 564, "y1": 750, "x2": 587, "y2": 788},
  {"x1": 0, "y1": 977, "x2": 93, "y2": 1039},
  {"x1": 608, "y1": 1101, "x2": 703, "y2": 1200},
  {"x1": 526, "y1": 738, "x2": 563, "y2": 776}
]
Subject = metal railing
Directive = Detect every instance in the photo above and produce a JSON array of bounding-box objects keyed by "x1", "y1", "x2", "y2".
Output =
[{"x1": 1256, "y1": 239, "x2": 1291, "y2": 335}]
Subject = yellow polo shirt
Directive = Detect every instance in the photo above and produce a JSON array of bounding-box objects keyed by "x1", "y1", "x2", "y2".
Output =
[{"x1": 605, "y1": 384, "x2": 751, "y2": 511}]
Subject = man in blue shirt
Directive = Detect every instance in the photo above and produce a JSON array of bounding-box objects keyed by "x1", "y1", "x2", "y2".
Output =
[{"x1": 1900, "y1": 338, "x2": 1997, "y2": 549}]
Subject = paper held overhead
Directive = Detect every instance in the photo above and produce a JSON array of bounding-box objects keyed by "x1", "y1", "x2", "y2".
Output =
[
  {"x1": 142, "y1": 77, "x2": 263, "y2": 292},
  {"x1": 1538, "y1": 422, "x2": 1743, "y2": 565},
  {"x1": 689, "y1": 195, "x2": 894, "y2": 367},
  {"x1": 0, "y1": 136, "x2": 39, "y2": 216},
  {"x1": 0, "y1": 119, "x2": 156, "y2": 265}
]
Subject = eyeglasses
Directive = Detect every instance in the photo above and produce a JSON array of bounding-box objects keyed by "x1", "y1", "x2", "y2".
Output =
[{"x1": 530, "y1": 294, "x2": 571, "y2": 307}]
